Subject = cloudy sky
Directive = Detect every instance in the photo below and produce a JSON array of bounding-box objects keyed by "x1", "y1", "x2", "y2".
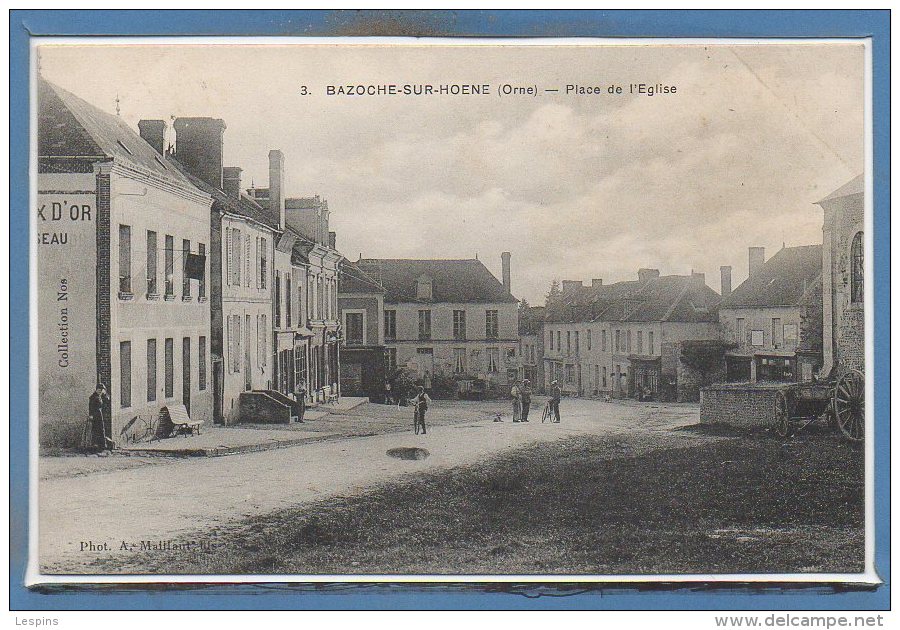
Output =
[{"x1": 39, "y1": 41, "x2": 865, "y2": 304}]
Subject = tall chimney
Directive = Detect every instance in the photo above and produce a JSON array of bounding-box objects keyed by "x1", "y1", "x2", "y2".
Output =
[
  {"x1": 223, "y1": 167, "x2": 242, "y2": 199},
  {"x1": 269, "y1": 149, "x2": 286, "y2": 230},
  {"x1": 173, "y1": 117, "x2": 226, "y2": 189},
  {"x1": 501, "y1": 251, "x2": 511, "y2": 294},
  {"x1": 720, "y1": 265, "x2": 732, "y2": 297},
  {"x1": 638, "y1": 268, "x2": 660, "y2": 283},
  {"x1": 749, "y1": 247, "x2": 766, "y2": 278},
  {"x1": 138, "y1": 119, "x2": 166, "y2": 156},
  {"x1": 591, "y1": 278, "x2": 603, "y2": 288}
]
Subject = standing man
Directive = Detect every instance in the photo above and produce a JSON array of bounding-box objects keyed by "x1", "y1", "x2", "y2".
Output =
[
  {"x1": 295, "y1": 381, "x2": 307, "y2": 423},
  {"x1": 411, "y1": 385, "x2": 432, "y2": 435},
  {"x1": 520, "y1": 379, "x2": 533, "y2": 422},
  {"x1": 384, "y1": 380, "x2": 394, "y2": 405},
  {"x1": 88, "y1": 383, "x2": 112, "y2": 451},
  {"x1": 510, "y1": 379, "x2": 522, "y2": 422},
  {"x1": 549, "y1": 379, "x2": 562, "y2": 423}
]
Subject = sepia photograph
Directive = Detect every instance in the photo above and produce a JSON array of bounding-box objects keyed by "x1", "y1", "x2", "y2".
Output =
[{"x1": 29, "y1": 37, "x2": 872, "y2": 584}]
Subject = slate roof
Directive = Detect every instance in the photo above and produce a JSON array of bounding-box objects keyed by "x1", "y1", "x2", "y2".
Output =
[
  {"x1": 818, "y1": 174, "x2": 864, "y2": 203},
  {"x1": 339, "y1": 260, "x2": 385, "y2": 294},
  {"x1": 167, "y1": 158, "x2": 280, "y2": 231},
  {"x1": 38, "y1": 78, "x2": 197, "y2": 191},
  {"x1": 355, "y1": 259, "x2": 517, "y2": 304},
  {"x1": 720, "y1": 244, "x2": 823, "y2": 309},
  {"x1": 545, "y1": 275, "x2": 721, "y2": 324}
]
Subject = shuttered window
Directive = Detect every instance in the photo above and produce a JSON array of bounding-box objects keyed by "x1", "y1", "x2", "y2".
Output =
[
  {"x1": 120, "y1": 341, "x2": 132, "y2": 408},
  {"x1": 164, "y1": 338, "x2": 174, "y2": 398},
  {"x1": 198, "y1": 336, "x2": 207, "y2": 391},
  {"x1": 147, "y1": 339, "x2": 157, "y2": 402}
]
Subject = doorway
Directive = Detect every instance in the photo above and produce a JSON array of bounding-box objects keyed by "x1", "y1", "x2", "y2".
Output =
[{"x1": 182, "y1": 336, "x2": 191, "y2": 416}]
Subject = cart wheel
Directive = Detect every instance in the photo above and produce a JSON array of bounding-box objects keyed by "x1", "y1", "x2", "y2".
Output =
[
  {"x1": 774, "y1": 389, "x2": 792, "y2": 438},
  {"x1": 834, "y1": 369, "x2": 865, "y2": 442}
]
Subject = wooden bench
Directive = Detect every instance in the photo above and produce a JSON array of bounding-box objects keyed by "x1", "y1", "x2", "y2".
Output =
[{"x1": 159, "y1": 404, "x2": 202, "y2": 437}]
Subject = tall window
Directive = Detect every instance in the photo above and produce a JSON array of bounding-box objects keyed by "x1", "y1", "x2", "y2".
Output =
[
  {"x1": 566, "y1": 331, "x2": 571, "y2": 354},
  {"x1": 453, "y1": 310, "x2": 467, "y2": 340},
  {"x1": 772, "y1": 318, "x2": 783, "y2": 347},
  {"x1": 258, "y1": 314, "x2": 267, "y2": 368},
  {"x1": 228, "y1": 315, "x2": 242, "y2": 373},
  {"x1": 486, "y1": 347, "x2": 500, "y2": 372},
  {"x1": 385, "y1": 348, "x2": 397, "y2": 372},
  {"x1": 648, "y1": 331, "x2": 655, "y2": 355},
  {"x1": 574, "y1": 331, "x2": 580, "y2": 354},
  {"x1": 384, "y1": 310, "x2": 396, "y2": 341},
  {"x1": 146, "y1": 339, "x2": 157, "y2": 402},
  {"x1": 418, "y1": 310, "x2": 432, "y2": 340},
  {"x1": 119, "y1": 341, "x2": 131, "y2": 407},
  {"x1": 234, "y1": 229, "x2": 242, "y2": 286},
  {"x1": 453, "y1": 348, "x2": 466, "y2": 374},
  {"x1": 146, "y1": 230, "x2": 158, "y2": 296},
  {"x1": 626, "y1": 330, "x2": 632, "y2": 353},
  {"x1": 164, "y1": 235, "x2": 174, "y2": 297},
  {"x1": 601, "y1": 329, "x2": 607, "y2": 352},
  {"x1": 486, "y1": 310, "x2": 499, "y2": 339},
  {"x1": 118, "y1": 225, "x2": 131, "y2": 294},
  {"x1": 164, "y1": 338, "x2": 174, "y2": 398},
  {"x1": 285, "y1": 275, "x2": 292, "y2": 328},
  {"x1": 615, "y1": 330, "x2": 621, "y2": 352},
  {"x1": 198, "y1": 243, "x2": 206, "y2": 299},
  {"x1": 637, "y1": 331, "x2": 643, "y2": 354},
  {"x1": 274, "y1": 271, "x2": 282, "y2": 328},
  {"x1": 736, "y1": 318, "x2": 746, "y2": 344},
  {"x1": 556, "y1": 331, "x2": 561, "y2": 351},
  {"x1": 259, "y1": 237, "x2": 268, "y2": 289},
  {"x1": 851, "y1": 231, "x2": 864, "y2": 304},
  {"x1": 198, "y1": 336, "x2": 207, "y2": 391},
  {"x1": 182, "y1": 239, "x2": 191, "y2": 298},
  {"x1": 602, "y1": 366, "x2": 608, "y2": 388},
  {"x1": 345, "y1": 312, "x2": 364, "y2": 345},
  {"x1": 548, "y1": 330, "x2": 553, "y2": 351},
  {"x1": 587, "y1": 329, "x2": 592, "y2": 351}
]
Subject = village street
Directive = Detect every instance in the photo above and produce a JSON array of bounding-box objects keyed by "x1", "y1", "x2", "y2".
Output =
[{"x1": 38, "y1": 398, "x2": 702, "y2": 574}]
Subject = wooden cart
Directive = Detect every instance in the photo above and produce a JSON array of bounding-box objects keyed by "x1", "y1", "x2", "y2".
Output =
[{"x1": 773, "y1": 368, "x2": 864, "y2": 442}]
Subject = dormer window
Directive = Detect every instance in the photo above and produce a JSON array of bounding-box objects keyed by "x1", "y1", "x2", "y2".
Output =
[{"x1": 416, "y1": 274, "x2": 433, "y2": 300}]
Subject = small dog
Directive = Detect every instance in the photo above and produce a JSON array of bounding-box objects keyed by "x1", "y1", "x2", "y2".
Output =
[{"x1": 493, "y1": 413, "x2": 504, "y2": 423}]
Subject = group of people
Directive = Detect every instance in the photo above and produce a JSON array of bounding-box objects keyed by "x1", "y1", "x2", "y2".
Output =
[{"x1": 507, "y1": 378, "x2": 561, "y2": 423}]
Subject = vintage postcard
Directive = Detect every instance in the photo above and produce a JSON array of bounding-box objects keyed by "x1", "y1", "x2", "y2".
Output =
[{"x1": 27, "y1": 37, "x2": 874, "y2": 586}]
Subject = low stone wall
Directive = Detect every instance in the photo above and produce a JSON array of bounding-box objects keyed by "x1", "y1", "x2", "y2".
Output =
[{"x1": 699, "y1": 383, "x2": 786, "y2": 429}]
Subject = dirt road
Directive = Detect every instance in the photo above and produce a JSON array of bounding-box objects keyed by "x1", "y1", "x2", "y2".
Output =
[{"x1": 38, "y1": 399, "x2": 699, "y2": 573}]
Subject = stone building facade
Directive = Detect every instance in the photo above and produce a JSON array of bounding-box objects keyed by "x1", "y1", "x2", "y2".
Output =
[
  {"x1": 38, "y1": 79, "x2": 213, "y2": 447},
  {"x1": 351, "y1": 255, "x2": 519, "y2": 396},
  {"x1": 817, "y1": 174, "x2": 865, "y2": 373}
]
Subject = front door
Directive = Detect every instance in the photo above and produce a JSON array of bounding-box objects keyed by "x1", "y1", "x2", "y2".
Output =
[{"x1": 182, "y1": 336, "x2": 191, "y2": 416}]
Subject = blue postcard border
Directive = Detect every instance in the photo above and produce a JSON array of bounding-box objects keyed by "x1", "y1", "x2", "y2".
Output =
[{"x1": 9, "y1": 9, "x2": 890, "y2": 611}]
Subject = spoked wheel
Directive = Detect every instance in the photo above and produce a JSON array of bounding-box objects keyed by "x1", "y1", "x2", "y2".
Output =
[
  {"x1": 834, "y1": 369, "x2": 865, "y2": 442},
  {"x1": 774, "y1": 389, "x2": 792, "y2": 438}
]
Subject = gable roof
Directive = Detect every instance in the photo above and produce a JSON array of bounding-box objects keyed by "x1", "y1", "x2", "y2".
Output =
[
  {"x1": 38, "y1": 78, "x2": 197, "y2": 191},
  {"x1": 356, "y1": 258, "x2": 517, "y2": 304},
  {"x1": 818, "y1": 174, "x2": 864, "y2": 203},
  {"x1": 546, "y1": 274, "x2": 721, "y2": 324},
  {"x1": 339, "y1": 260, "x2": 385, "y2": 294},
  {"x1": 720, "y1": 244, "x2": 823, "y2": 309}
]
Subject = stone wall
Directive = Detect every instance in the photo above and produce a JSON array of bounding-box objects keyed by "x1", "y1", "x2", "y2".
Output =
[{"x1": 700, "y1": 383, "x2": 784, "y2": 429}]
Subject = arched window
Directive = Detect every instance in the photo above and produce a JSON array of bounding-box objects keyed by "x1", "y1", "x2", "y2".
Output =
[{"x1": 850, "y1": 231, "x2": 864, "y2": 304}]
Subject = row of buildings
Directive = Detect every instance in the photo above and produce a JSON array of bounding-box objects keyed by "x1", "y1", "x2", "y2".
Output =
[
  {"x1": 532, "y1": 175, "x2": 864, "y2": 401},
  {"x1": 37, "y1": 77, "x2": 521, "y2": 447}
]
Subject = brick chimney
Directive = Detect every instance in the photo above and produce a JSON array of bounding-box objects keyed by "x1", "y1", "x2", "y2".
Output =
[
  {"x1": 638, "y1": 268, "x2": 660, "y2": 283},
  {"x1": 720, "y1": 265, "x2": 732, "y2": 297},
  {"x1": 268, "y1": 149, "x2": 286, "y2": 230},
  {"x1": 591, "y1": 278, "x2": 603, "y2": 288},
  {"x1": 138, "y1": 119, "x2": 166, "y2": 156},
  {"x1": 173, "y1": 117, "x2": 226, "y2": 189},
  {"x1": 501, "y1": 251, "x2": 511, "y2": 294},
  {"x1": 223, "y1": 167, "x2": 242, "y2": 200},
  {"x1": 749, "y1": 247, "x2": 765, "y2": 278},
  {"x1": 561, "y1": 280, "x2": 583, "y2": 295}
]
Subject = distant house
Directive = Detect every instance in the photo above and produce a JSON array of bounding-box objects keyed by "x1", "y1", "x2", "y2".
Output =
[
  {"x1": 37, "y1": 79, "x2": 213, "y2": 446},
  {"x1": 338, "y1": 260, "x2": 387, "y2": 401},
  {"x1": 817, "y1": 174, "x2": 864, "y2": 374},
  {"x1": 544, "y1": 269, "x2": 723, "y2": 401},
  {"x1": 518, "y1": 305, "x2": 545, "y2": 392},
  {"x1": 719, "y1": 245, "x2": 823, "y2": 383},
  {"x1": 351, "y1": 254, "x2": 519, "y2": 395}
]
